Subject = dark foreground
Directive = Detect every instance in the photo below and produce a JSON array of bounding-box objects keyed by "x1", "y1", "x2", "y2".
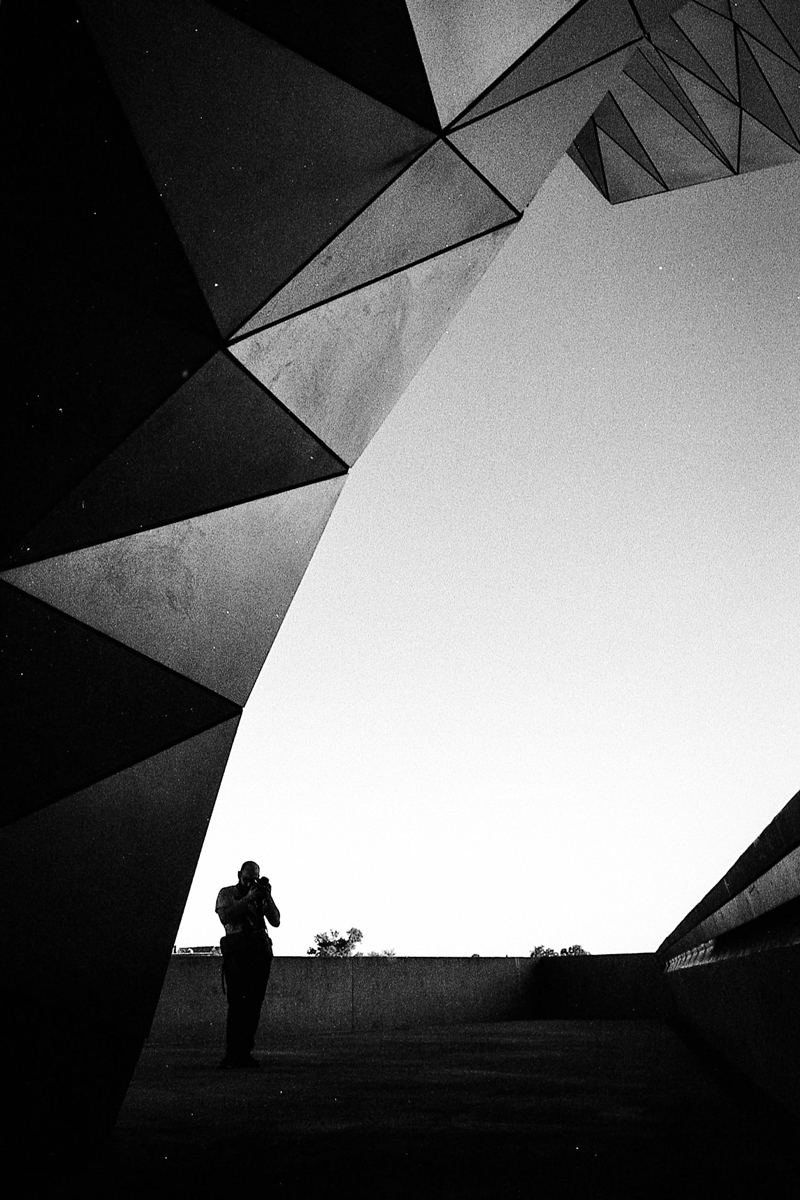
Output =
[{"x1": 19, "y1": 1021, "x2": 799, "y2": 1198}]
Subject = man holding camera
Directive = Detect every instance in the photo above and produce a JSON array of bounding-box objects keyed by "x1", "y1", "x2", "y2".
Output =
[{"x1": 216, "y1": 860, "x2": 280, "y2": 1068}]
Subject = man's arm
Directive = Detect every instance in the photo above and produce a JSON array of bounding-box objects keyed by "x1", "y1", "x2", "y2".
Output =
[
  {"x1": 216, "y1": 887, "x2": 256, "y2": 927},
  {"x1": 262, "y1": 882, "x2": 281, "y2": 928}
]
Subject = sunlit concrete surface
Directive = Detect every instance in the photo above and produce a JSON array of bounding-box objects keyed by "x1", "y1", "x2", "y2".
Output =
[{"x1": 26, "y1": 1020, "x2": 797, "y2": 1198}]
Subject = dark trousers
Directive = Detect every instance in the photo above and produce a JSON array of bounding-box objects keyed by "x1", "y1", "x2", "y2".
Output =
[{"x1": 222, "y1": 937, "x2": 273, "y2": 1060}]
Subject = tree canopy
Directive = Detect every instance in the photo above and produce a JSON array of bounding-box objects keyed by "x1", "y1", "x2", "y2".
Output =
[
  {"x1": 530, "y1": 944, "x2": 590, "y2": 958},
  {"x1": 307, "y1": 927, "x2": 363, "y2": 957},
  {"x1": 307, "y1": 928, "x2": 396, "y2": 957}
]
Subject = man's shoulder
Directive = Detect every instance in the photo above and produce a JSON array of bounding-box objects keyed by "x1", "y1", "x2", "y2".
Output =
[{"x1": 215, "y1": 884, "x2": 238, "y2": 909}]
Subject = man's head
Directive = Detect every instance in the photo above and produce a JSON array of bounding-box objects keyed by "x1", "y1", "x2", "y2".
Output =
[{"x1": 238, "y1": 861, "x2": 260, "y2": 889}]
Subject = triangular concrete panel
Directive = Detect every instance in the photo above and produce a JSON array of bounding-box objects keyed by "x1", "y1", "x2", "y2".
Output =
[
  {"x1": 737, "y1": 30, "x2": 800, "y2": 148},
  {"x1": 698, "y1": 0, "x2": 730, "y2": 16},
  {"x1": 0, "y1": 581, "x2": 240, "y2": 821},
  {"x1": 667, "y1": 59, "x2": 741, "y2": 166},
  {"x1": 632, "y1": 1, "x2": 691, "y2": 29},
  {"x1": 738, "y1": 107, "x2": 800, "y2": 170},
  {"x1": 211, "y1": 0, "x2": 441, "y2": 129},
  {"x1": 0, "y1": 718, "x2": 239, "y2": 1031},
  {"x1": 597, "y1": 127, "x2": 668, "y2": 201},
  {"x1": 229, "y1": 227, "x2": 517, "y2": 465},
  {"x1": 611, "y1": 72, "x2": 733, "y2": 190},
  {"x1": 761, "y1": 1, "x2": 800, "y2": 58},
  {"x1": 745, "y1": 32, "x2": 800, "y2": 140},
  {"x1": 454, "y1": 0, "x2": 641, "y2": 126},
  {"x1": 449, "y1": 48, "x2": 635, "y2": 209},
  {"x1": 406, "y1": 0, "x2": 576, "y2": 127},
  {"x1": 593, "y1": 92, "x2": 666, "y2": 182},
  {"x1": 651, "y1": 15, "x2": 738, "y2": 98},
  {"x1": 568, "y1": 120, "x2": 611, "y2": 196},
  {"x1": 236, "y1": 141, "x2": 518, "y2": 334},
  {"x1": 2, "y1": 479, "x2": 346, "y2": 707},
  {"x1": 4, "y1": 353, "x2": 347, "y2": 570},
  {"x1": 730, "y1": 0, "x2": 800, "y2": 70},
  {"x1": 626, "y1": 44, "x2": 729, "y2": 160},
  {"x1": 674, "y1": 2, "x2": 739, "y2": 97},
  {"x1": 79, "y1": 0, "x2": 434, "y2": 337}
]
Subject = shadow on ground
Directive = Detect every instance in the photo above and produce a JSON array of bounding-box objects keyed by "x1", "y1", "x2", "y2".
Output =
[{"x1": 20, "y1": 1020, "x2": 799, "y2": 1197}]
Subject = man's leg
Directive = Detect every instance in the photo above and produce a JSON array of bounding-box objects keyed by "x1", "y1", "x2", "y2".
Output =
[
  {"x1": 240, "y1": 949, "x2": 272, "y2": 1055},
  {"x1": 223, "y1": 955, "x2": 251, "y2": 1063}
]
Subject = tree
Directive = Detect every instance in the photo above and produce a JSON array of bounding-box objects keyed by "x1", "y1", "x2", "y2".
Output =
[
  {"x1": 530, "y1": 944, "x2": 590, "y2": 957},
  {"x1": 365, "y1": 949, "x2": 396, "y2": 957},
  {"x1": 307, "y1": 927, "x2": 363, "y2": 957}
]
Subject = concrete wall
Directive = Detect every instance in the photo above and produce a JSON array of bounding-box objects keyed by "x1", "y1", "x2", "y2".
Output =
[
  {"x1": 149, "y1": 956, "x2": 537, "y2": 1044},
  {"x1": 659, "y1": 788, "x2": 800, "y2": 959},
  {"x1": 147, "y1": 953, "x2": 668, "y2": 1046},
  {"x1": 657, "y1": 788, "x2": 800, "y2": 1118},
  {"x1": 664, "y1": 945, "x2": 800, "y2": 1118},
  {"x1": 531, "y1": 954, "x2": 672, "y2": 1019}
]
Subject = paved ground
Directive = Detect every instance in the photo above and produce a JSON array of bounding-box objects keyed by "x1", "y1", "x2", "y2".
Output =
[{"x1": 20, "y1": 1020, "x2": 799, "y2": 1198}]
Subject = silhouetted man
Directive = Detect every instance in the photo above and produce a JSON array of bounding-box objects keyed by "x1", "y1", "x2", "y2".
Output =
[{"x1": 216, "y1": 860, "x2": 280, "y2": 1068}]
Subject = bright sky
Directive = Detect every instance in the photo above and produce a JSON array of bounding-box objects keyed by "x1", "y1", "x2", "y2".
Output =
[{"x1": 177, "y1": 156, "x2": 800, "y2": 958}]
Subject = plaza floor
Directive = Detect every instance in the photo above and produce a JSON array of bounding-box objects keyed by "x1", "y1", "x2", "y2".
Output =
[{"x1": 26, "y1": 1020, "x2": 800, "y2": 1198}]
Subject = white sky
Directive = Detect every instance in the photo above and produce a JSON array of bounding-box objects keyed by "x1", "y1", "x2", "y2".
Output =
[{"x1": 177, "y1": 156, "x2": 800, "y2": 958}]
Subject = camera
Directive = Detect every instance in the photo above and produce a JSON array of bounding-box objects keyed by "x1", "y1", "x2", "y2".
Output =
[{"x1": 252, "y1": 876, "x2": 271, "y2": 895}]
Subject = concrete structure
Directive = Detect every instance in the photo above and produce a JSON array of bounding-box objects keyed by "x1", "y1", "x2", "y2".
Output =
[
  {"x1": 570, "y1": 0, "x2": 800, "y2": 201},
  {"x1": 2, "y1": 0, "x2": 799, "y2": 1158},
  {"x1": 658, "y1": 786, "x2": 800, "y2": 1117},
  {"x1": 147, "y1": 953, "x2": 670, "y2": 1045}
]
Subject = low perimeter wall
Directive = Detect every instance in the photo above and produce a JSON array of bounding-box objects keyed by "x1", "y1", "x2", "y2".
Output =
[
  {"x1": 147, "y1": 954, "x2": 669, "y2": 1046},
  {"x1": 656, "y1": 787, "x2": 800, "y2": 1117}
]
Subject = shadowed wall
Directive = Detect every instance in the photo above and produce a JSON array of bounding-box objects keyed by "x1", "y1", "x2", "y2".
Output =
[
  {"x1": 658, "y1": 788, "x2": 800, "y2": 1117},
  {"x1": 148, "y1": 953, "x2": 670, "y2": 1044}
]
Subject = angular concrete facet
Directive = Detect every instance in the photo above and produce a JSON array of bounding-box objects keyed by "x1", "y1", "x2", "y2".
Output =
[
  {"x1": 4, "y1": 352, "x2": 347, "y2": 570},
  {"x1": 745, "y1": 34, "x2": 800, "y2": 140},
  {"x1": 0, "y1": 718, "x2": 239, "y2": 1032},
  {"x1": 674, "y1": 1, "x2": 739, "y2": 96},
  {"x1": 597, "y1": 128, "x2": 667, "y2": 202},
  {"x1": 236, "y1": 140, "x2": 517, "y2": 334},
  {"x1": 449, "y1": 48, "x2": 636, "y2": 209},
  {"x1": 406, "y1": 0, "x2": 576, "y2": 126},
  {"x1": 2, "y1": 478, "x2": 346, "y2": 706},
  {"x1": 738, "y1": 107, "x2": 800, "y2": 170},
  {"x1": 230, "y1": 227, "x2": 517, "y2": 464},
  {"x1": 597, "y1": 72, "x2": 734, "y2": 193},
  {"x1": 1, "y1": 718, "x2": 239, "y2": 1156},
  {"x1": 666, "y1": 59, "x2": 742, "y2": 166},
  {"x1": 79, "y1": 0, "x2": 434, "y2": 335},
  {"x1": 737, "y1": 28, "x2": 800, "y2": 149},
  {"x1": 455, "y1": 0, "x2": 642, "y2": 125},
  {"x1": 0, "y1": 581, "x2": 240, "y2": 822}
]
